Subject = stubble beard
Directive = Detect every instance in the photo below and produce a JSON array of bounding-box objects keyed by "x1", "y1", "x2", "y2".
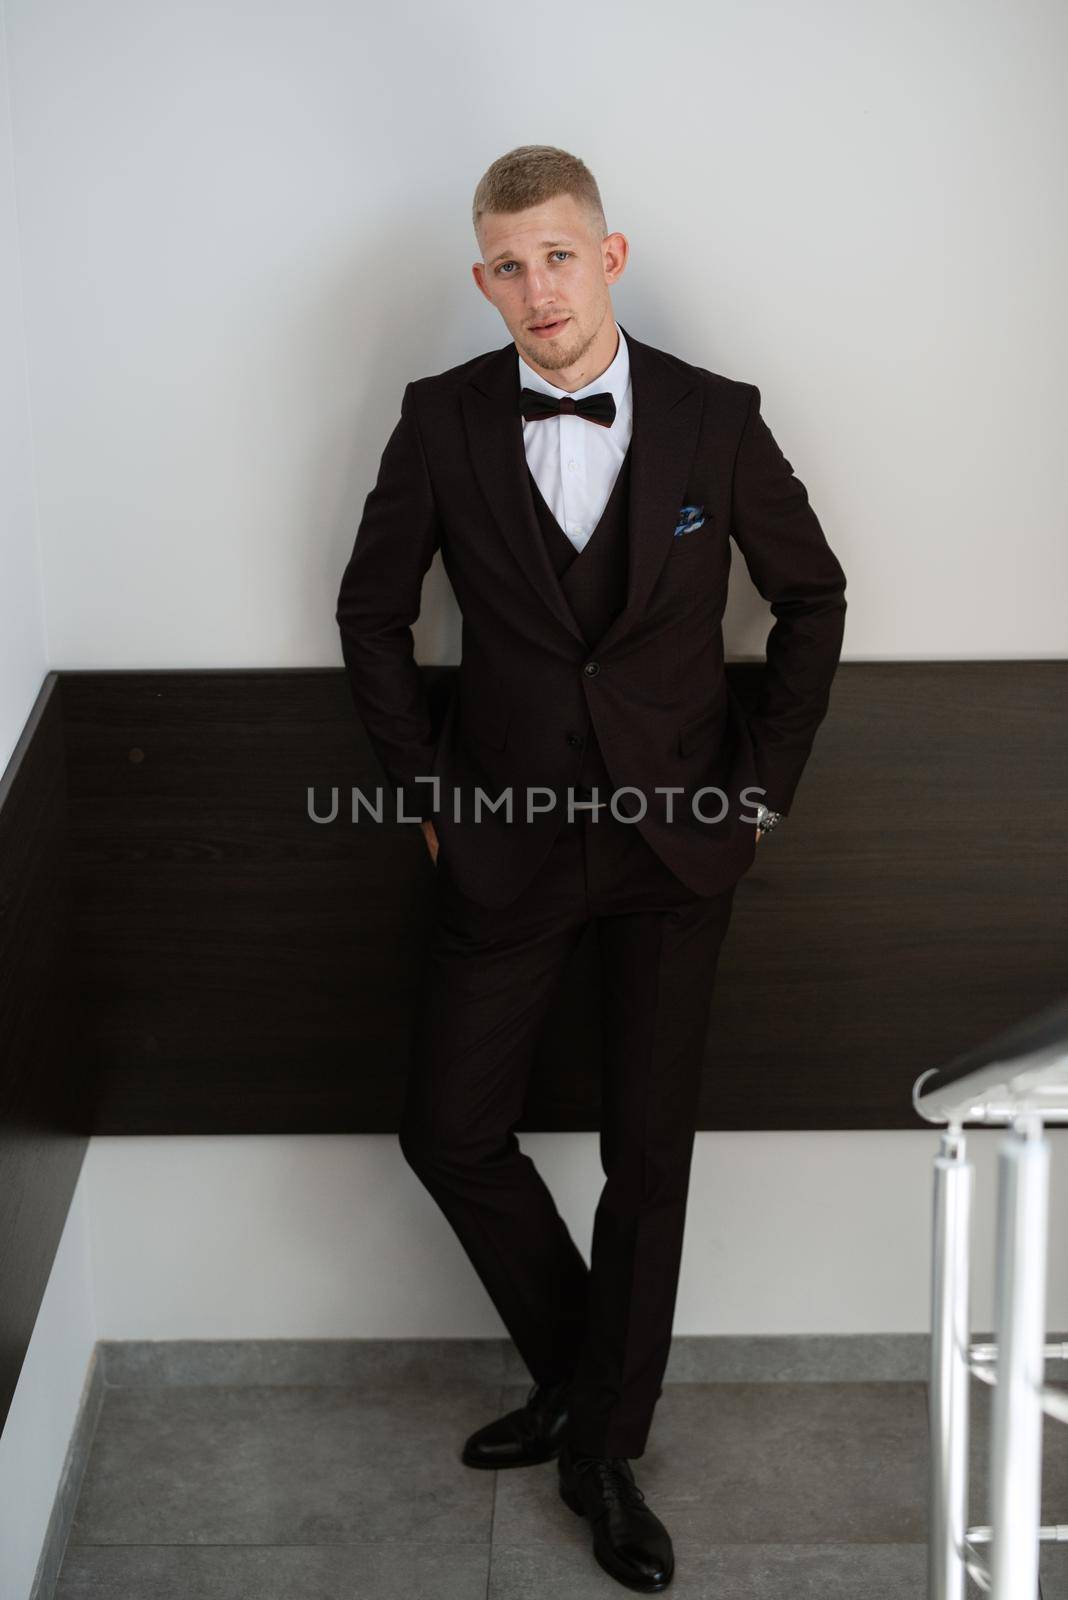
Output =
[{"x1": 518, "y1": 311, "x2": 601, "y2": 375}]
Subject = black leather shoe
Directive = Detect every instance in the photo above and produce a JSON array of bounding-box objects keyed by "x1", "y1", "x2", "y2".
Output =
[
  {"x1": 558, "y1": 1441, "x2": 674, "y2": 1592},
  {"x1": 461, "y1": 1377, "x2": 571, "y2": 1469}
]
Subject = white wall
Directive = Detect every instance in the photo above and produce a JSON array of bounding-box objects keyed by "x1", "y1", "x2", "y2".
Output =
[
  {"x1": 83, "y1": 1129, "x2": 1068, "y2": 1340},
  {"x1": 4, "y1": 0, "x2": 1066, "y2": 670},
  {"x1": 0, "y1": 1168, "x2": 96, "y2": 1600},
  {"x1": 0, "y1": 7, "x2": 98, "y2": 1596},
  {"x1": 1, "y1": 0, "x2": 1066, "y2": 1587},
  {"x1": 0, "y1": 0, "x2": 46, "y2": 773}
]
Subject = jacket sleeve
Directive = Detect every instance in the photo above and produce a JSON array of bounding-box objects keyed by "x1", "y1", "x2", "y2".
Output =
[
  {"x1": 335, "y1": 381, "x2": 442, "y2": 822},
  {"x1": 729, "y1": 383, "x2": 847, "y2": 815}
]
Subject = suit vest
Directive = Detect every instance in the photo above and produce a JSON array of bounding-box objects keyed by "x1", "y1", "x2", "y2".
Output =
[{"x1": 524, "y1": 447, "x2": 632, "y2": 800}]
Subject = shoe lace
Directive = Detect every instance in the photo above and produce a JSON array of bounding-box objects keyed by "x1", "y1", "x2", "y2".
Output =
[{"x1": 574, "y1": 1454, "x2": 647, "y2": 1506}]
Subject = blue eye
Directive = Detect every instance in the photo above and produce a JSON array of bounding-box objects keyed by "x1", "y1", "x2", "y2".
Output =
[{"x1": 496, "y1": 251, "x2": 572, "y2": 275}]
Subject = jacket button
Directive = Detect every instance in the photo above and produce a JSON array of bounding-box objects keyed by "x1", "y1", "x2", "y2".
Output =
[
  {"x1": 583, "y1": 661, "x2": 600, "y2": 677},
  {"x1": 566, "y1": 732, "x2": 583, "y2": 747}
]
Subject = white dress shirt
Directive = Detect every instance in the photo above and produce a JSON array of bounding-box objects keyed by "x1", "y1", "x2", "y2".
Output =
[{"x1": 518, "y1": 321, "x2": 634, "y2": 554}]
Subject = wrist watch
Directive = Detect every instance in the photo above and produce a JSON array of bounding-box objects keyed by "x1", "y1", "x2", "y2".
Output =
[{"x1": 755, "y1": 802, "x2": 785, "y2": 835}]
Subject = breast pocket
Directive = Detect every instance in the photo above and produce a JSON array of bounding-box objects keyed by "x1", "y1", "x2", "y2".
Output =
[{"x1": 669, "y1": 509, "x2": 714, "y2": 555}]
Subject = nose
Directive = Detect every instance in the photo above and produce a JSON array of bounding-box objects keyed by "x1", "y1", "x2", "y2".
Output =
[{"x1": 524, "y1": 264, "x2": 555, "y2": 303}]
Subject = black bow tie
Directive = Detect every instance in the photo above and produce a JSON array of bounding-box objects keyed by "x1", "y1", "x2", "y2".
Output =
[{"x1": 518, "y1": 386, "x2": 616, "y2": 428}]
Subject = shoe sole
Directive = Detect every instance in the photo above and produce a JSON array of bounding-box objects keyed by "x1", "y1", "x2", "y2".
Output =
[{"x1": 558, "y1": 1479, "x2": 673, "y2": 1593}]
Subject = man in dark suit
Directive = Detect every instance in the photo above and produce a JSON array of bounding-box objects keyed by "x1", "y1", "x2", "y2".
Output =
[{"x1": 335, "y1": 145, "x2": 846, "y2": 1593}]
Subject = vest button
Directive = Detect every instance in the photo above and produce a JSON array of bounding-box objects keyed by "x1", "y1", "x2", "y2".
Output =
[{"x1": 583, "y1": 661, "x2": 600, "y2": 677}]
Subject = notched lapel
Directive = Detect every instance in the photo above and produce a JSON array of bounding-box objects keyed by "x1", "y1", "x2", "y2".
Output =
[
  {"x1": 603, "y1": 326, "x2": 702, "y2": 655},
  {"x1": 461, "y1": 354, "x2": 586, "y2": 647},
  {"x1": 460, "y1": 322, "x2": 703, "y2": 656}
]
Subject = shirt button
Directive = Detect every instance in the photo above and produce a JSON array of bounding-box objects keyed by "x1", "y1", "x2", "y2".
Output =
[
  {"x1": 583, "y1": 661, "x2": 600, "y2": 677},
  {"x1": 567, "y1": 460, "x2": 577, "y2": 472}
]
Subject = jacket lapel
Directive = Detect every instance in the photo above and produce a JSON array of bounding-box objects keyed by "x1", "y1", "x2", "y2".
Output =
[{"x1": 460, "y1": 321, "x2": 703, "y2": 657}]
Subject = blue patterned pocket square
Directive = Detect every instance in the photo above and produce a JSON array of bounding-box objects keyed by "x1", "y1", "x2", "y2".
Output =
[{"x1": 674, "y1": 504, "x2": 706, "y2": 537}]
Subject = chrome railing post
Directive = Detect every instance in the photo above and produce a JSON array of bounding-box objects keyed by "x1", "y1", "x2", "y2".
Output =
[
  {"x1": 913, "y1": 998, "x2": 1068, "y2": 1596},
  {"x1": 989, "y1": 1111, "x2": 1049, "y2": 1600},
  {"x1": 928, "y1": 1126, "x2": 972, "y2": 1600}
]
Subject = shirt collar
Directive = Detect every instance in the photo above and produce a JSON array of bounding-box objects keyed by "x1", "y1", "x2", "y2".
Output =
[{"x1": 517, "y1": 320, "x2": 630, "y2": 408}]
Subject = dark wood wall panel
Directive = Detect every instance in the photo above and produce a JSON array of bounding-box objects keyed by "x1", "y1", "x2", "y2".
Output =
[
  {"x1": 709, "y1": 660, "x2": 1067, "y2": 1128},
  {"x1": 58, "y1": 661, "x2": 1067, "y2": 1137},
  {"x1": 0, "y1": 676, "x2": 86, "y2": 1436},
  {"x1": 60, "y1": 667, "x2": 436, "y2": 1135},
  {"x1": 2, "y1": 659, "x2": 1065, "y2": 1435}
]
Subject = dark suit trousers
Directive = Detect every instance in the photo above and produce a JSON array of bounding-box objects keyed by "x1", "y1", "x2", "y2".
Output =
[{"x1": 398, "y1": 799, "x2": 738, "y2": 1460}]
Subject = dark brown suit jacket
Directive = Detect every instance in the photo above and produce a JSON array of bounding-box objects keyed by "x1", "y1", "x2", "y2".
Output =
[{"x1": 335, "y1": 322, "x2": 847, "y2": 908}]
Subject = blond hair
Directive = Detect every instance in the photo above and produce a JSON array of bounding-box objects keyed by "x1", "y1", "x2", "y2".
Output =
[{"x1": 472, "y1": 145, "x2": 607, "y2": 250}]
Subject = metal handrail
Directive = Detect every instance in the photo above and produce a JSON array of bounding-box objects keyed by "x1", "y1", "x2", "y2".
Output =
[
  {"x1": 913, "y1": 995, "x2": 1068, "y2": 1126},
  {"x1": 913, "y1": 995, "x2": 1068, "y2": 1600}
]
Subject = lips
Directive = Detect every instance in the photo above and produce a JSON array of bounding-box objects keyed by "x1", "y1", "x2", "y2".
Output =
[{"x1": 531, "y1": 317, "x2": 568, "y2": 333}]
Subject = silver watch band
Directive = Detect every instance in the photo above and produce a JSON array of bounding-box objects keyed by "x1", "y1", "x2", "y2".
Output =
[{"x1": 755, "y1": 803, "x2": 785, "y2": 833}]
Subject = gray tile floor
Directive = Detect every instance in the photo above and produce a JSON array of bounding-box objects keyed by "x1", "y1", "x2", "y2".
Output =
[{"x1": 52, "y1": 1357, "x2": 1068, "y2": 1598}]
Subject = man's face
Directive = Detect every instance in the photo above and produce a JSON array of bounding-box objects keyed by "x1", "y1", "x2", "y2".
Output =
[{"x1": 472, "y1": 193, "x2": 628, "y2": 374}]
